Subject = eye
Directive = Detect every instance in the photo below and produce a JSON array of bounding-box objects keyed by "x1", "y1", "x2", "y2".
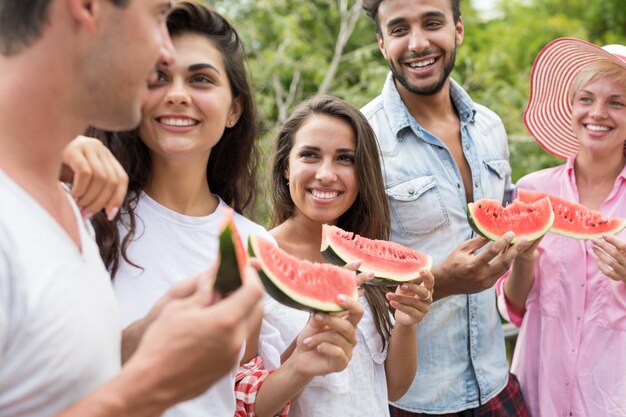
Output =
[
  {"x1": 577, "y1": 96, "x2": 592, "y2": 104},
  {"x1": 425, "y1": 20, "x2": 444, "y2": 29},
  {"x1": 190, "y1": 74, "x2": 214, "y2": 85},
  {"x1": 610, "y1": 100, "x2": 625, "y2": 108},
  {"x1": 148, "y1": 70, "x2": 169, "y2": 88},
  {"x1": 390, "y1": 26, "x2": 408, "y2": 36},
  {"x1": 337, "y1": 154, "x2": 355, "y2": 164},
  {"x1": 298, "y1": 150, "x2": 318, "y2": 160}
]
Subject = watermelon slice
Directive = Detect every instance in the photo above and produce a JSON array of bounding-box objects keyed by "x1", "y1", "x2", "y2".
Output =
[
  {"x1": 467, "y1": 197, "x2": 554, "y2": 243},
  {"x1": 214, "y1": 209, "x2": 247, "y2": 295},
  {"x1": 518, "y1": 188, "x2": 626, "y2": 240},
  {"x1": 249, "y1": 235, "x2": 358, "y2": 312},
  {"x1": 320, "y1": 224, "x2": 432, "y2": 286}
]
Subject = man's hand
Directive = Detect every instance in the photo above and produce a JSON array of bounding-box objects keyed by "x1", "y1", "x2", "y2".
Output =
[
  {"x1": 61, "y1": 135, "x2": 128, "y2": 220},
  {"x1": 432, "y1": 232, "x2": 531, "y2": 300},
  {"x1": 122, "y1": 263, "x2": 264, "y2": 407}
]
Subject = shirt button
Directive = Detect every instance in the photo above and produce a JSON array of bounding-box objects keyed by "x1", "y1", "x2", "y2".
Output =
[
  {"x1": 465, "y1": 143, "x2": 470, "y2": 150},
  {"x1": 565, "y1": 381, "x2": 570, "y2": 385},
  {"x1": 571, "y1": 348, "x2": 575, "y2": 352},
  {"x1": 408, "y1": 189, "x2": 415, "y2": 195},
  {"x1": 580, "y1": 282, "x2": 585, "y2": 287},
  {"x1": 576, "y1": 315, "x2": 581, "y2": 320},
  {"x1": 457, "y1": 183, "x2": 461, "y2": 189}
]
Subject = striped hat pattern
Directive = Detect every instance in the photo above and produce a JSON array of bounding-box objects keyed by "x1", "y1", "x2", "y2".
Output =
[{"x1": 524, "y1": 37, "x2": 626, "y2": 159}]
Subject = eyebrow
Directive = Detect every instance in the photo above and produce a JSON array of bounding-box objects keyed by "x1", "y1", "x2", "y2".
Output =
[
  {"x1": 579, "y1": 89, "x2": 625, "y2": 98},
  {"x1": 188, "y1": 63, "x2": 220, "y2": 74},
  {"x1": 385, "y1": 11, "x2": 446, "y2": 29},
  {"x1": 297, "y1": 145, "x2": 356, "y2": 153}
]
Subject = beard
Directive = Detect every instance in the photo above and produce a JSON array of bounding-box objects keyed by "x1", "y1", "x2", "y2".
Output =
[{"x1": 388, "y1": 46, "x2": 457, "y2": 96}]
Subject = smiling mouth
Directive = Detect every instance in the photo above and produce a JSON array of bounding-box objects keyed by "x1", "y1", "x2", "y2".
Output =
[
  {"x1": 406, "y1": 57, "x2": 437, "y2": 70},
  {"x1": 157, "y1": 117, "x2": 200, "y2": 127},
  {"x1": 309, "y1": 189, "x2": 342, "y2": 200},
  {"x1": 584, "y1": 124, "x2": 611, "y2": 132}
]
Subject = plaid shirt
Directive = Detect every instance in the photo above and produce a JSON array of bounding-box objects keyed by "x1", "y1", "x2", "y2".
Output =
[{"x1": 235, "y1": 356, "x2": 290, "y2": 417}]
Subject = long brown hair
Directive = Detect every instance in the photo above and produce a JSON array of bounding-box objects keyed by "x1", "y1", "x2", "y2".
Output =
[
  {"x1": 270, "y1": 94, "x2": 393, "y2": 349},
  {"x1": 90, "y1": 1, "x2": 259, "y2": 279}
]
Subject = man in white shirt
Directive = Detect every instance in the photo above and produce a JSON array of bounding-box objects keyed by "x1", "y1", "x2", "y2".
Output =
[{"x1": 0, "y1": 1, "x2": 264, "y2": 416}]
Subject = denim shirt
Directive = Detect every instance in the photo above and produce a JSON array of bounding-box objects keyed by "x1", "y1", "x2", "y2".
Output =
[{"x1": 361, "y1": 74, "x2": 514, "y2": 413}]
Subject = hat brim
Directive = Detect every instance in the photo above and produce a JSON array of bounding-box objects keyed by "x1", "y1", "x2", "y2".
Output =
[{"x1": 524, "y1": 37, "x2": 626, "y2": 159}]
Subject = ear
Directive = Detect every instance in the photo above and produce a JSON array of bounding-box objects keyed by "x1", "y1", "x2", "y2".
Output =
[
  {"x1": 227, "y1": 96, "x2": 243, "y2": 128},
  {"x1": 67, "y1": 0, "x2": 99, "y2": 32},
  {"x1": 377, "y1": 34, "x2": 388, "y2": 60},
  {"x1": 455, "y1": 16, "x2": 464, "y2": 46}
]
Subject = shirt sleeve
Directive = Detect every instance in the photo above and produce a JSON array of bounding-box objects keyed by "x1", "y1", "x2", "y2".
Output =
[
  {"x1": 496, "y1": 271, "x2": 525, "y2": 327},
  {"x1": 234, "y1": 356, "x2": 290, "y2": 417}
]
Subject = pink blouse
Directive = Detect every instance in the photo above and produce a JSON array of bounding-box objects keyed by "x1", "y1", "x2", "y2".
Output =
[{"x1": 497, "y1": 155, "x2": 626, "y2": 417}]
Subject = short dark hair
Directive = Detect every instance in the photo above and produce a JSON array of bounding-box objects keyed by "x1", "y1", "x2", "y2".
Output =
[
  {"x1": 0, "y1": 0, "x2": 129, "y2": 56},
  {"x1": 362, "y1": 0, "x2": 461, "y2": 34}
]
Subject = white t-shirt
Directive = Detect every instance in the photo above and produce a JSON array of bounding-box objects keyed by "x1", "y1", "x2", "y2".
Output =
[
  {"x1": 113, "y1": 192, "x2": 272, "y2": 417},
  {"x1": 0, "y1": 172, "x2": 121, "y2": 417},
  {"x1": 260, "y1": 295, "x2": 391, "y2": 417}
]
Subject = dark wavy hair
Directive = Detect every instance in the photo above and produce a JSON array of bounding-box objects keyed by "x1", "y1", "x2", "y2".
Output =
[
  {"x1": 90, "y1": 1, "x2": 259, "y2": 278},
  {"x1": 270, "y1": 94, "x2": 393, "y2": 349},
  {"x1": 362, "y1": 0, "x2": 461, "y2": 35}
]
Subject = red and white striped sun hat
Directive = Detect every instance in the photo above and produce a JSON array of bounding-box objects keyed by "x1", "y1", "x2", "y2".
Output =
[{"x1": 524, "y1": 37, "x2": 626, "y2": 159}]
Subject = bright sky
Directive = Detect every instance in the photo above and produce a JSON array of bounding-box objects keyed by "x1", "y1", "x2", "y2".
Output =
[{"x1": 472, "y1": 0, "x2": 497, "y2": 11}]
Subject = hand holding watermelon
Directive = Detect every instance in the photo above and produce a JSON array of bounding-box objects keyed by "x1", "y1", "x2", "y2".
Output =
[
  {"x1": 432, "y1": 233, "x2": 532, "y2": 298},
  {"x1": 592, "y1": 234, "x2": 626, "y2": 282},
  {"x1": 386, "y1": 269, "x2": 435, "y2": 326},
  {"x1": 289, "y1": 295, "x2": 364, "y2": 377}
]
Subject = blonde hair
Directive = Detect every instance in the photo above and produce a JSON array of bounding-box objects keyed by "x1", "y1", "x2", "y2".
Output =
[{"x1": 569, "y1": 58, "x2": 626, "y2": 103}]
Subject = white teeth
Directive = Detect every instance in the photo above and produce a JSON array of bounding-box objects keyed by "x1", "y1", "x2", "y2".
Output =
[
  {"x1": 586, "y1": 124, "x2": 610, "y2": 132},
  {"x1": 311, "y1": 190, "x2": 339, "y2": 199},
  {"x1": 409, "y1": 58, "x2": 435, "y2": 69},
  {"x1": 159, "y1": 117, "x2": 197, "y2": 127}
]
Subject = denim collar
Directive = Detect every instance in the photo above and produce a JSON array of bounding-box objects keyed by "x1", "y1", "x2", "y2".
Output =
[{"x1": 381, "y1": 72, "x2": 477, "y2": 141}]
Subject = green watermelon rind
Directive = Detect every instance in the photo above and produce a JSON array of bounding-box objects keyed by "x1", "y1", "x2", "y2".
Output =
[
  {"x1": 518, "y1": 188, "x2": 626, "y2": 240},
  {"x1": 320, "y1": 225, "x2": 433, "y2": 287},
  {"x1": 466, "y1": 198, "x2": 555, "y2": 243},
  {"x1": 249, "y1": 236, "x2": 357, "y2": 312},
  {"x1": 214, "y1": 221, "x2": 244, "y2": 295}
]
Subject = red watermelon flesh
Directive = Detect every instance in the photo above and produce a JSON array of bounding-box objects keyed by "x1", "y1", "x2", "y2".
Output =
[
  {"x1": 249, "y1": 235, "x2": 358, "y2": 312},
  {"x1": 467, "y1": 197, "x2": 554, "y2": 243},
  {"x1": 320, "y1": 224, "x2": 432, "y2": 285},
  {"x1": 517, "y1": 188, "x2": 626, "y2": 239}
]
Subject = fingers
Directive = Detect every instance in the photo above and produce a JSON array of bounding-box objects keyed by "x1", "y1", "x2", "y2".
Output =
[
  {"x1": 475, "y1": 232, "x2": 515, "y2": 264},
  {"x1": 355, "y1": 271, "x2": 374, "y2": 286},
  {"x1": 62, "y1": 136, "x2": 128, "y2": 220},
  {"x1": 78, "y1": 149, "x2": 126, "y2": 218},
  {"x1": 303, "y1": 312, "x2": 357, "y2": 350},
  {"x1": 459, "y1": 235, "x2": 491, "y2": 253},
  {"x1": 593, "y1": 238, "x2": 626, "y2": 282},
  {"x1": 343, "y1": 260, "x2": 361, "y2": 272},
  {"x1": 336, "y1": 294, "x2": 364, "y2": 328},
  {"x1": 210, "y1": 266, "x2": 264, "y2": 328}
]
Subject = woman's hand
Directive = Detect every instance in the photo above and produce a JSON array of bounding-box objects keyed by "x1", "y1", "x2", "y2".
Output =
[
  {"x1": 291, "y1": 294, "x2": 364, "y2": 377},
  {"x1": 593, "y1": 234, "x2": 626, "y2": 282},
  {"x1": 386, "y1": 269, "x2": 435, "y2": 326},
  {"x1": 61, "y1": 135, "x2": 128, "y2": 220}
]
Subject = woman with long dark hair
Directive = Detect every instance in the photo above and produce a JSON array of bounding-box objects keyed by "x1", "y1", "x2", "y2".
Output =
[{"x1": 263, "y1": 94, "x2": 435, "y2": 417}]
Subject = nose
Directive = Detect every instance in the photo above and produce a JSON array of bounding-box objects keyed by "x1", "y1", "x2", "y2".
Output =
[
  {"x1": 165, "y1": 80, "x2": 190, "y2": 106},
  {"x1": 408, "y1": 27, "x2": 429, "y2": 52},
  {"x1": 157, "y1": 22, "x2": 176, "y2": 69},
  {"x1": 315, "y1": 159, "x2": 337, "y2": 183},
  {"x1": 589, "y1": 102, "x2": 608, "y2": 120}
]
